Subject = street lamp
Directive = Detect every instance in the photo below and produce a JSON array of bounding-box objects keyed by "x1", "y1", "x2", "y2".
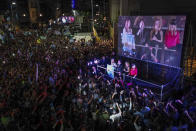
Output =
[
  {"x1": 11, "y1": 1, "x2": 17, "y2": 28},
  {"x1": 91, "y1": 0, "x2": 94, "y2": 30}
]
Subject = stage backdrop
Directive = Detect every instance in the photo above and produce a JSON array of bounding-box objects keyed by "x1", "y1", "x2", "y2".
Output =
[{"x1": 118, "y1": 15, "x2": 187, "y2": 67}]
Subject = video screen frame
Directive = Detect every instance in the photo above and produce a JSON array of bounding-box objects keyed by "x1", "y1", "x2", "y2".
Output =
[{"x1": 117, "y1": 15, "x2": 188, "y2": 68}]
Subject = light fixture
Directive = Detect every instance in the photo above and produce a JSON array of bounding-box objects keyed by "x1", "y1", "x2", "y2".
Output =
[
  {"x1": 23, "y1": 14, "x2": 26, "y2": 17},
  {"x1": 40, "y1": 13, "x2": 43, "y2": 17},
  {"x1": 12, "y1": 2, "x2": 16, "y2": 5},
  {"x1": 96, "y1": 4, "x2": 99, "y2": 7}
]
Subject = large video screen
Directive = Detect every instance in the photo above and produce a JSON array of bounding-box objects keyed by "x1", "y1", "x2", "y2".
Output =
[{"x1": 118, "y1": 15, "x2": 187, "y2": 67}]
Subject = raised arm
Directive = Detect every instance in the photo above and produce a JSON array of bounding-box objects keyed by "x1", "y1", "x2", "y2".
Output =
[
  {"x1": 184, "y1": 110, "x2": 194, "y2": 123},
  {"x1": 112, "y1": 91, "x2": 117, "y2": 100},
  {"x1": 116, "y1": 102, "x2": 121, "y2": 113},
  {"x1": 169, "y1": 102, "x2": 178, "y2": 112},
  {"x1": 129, "y1": 97, "x2": 132, "y2": 111}
]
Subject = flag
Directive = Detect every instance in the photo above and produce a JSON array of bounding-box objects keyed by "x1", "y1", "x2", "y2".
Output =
[
  {"x1": 93, "y1": 26, "x2": 101, "y2": 42},
  {"x1": 36, "y1": 64, "x2": 38, "y2": 82}
]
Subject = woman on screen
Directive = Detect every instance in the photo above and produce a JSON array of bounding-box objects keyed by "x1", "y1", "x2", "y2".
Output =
[
  {"x1": 121, "y1": 20, "x2": 136, "y2": 56},
  {"x1": 165, "y1": 19, "x2": 180, "y2": 49},
  {"x1": 149, "y1": 19, "x2": 163, "y2": 63},
  {"x1": 164, "y1": 19, "x2": 181, "y2": 66}
]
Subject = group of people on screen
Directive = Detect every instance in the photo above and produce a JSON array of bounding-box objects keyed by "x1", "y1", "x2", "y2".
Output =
[{"x1": 120, "y1": 16, "x2": 186, "y2": 66}]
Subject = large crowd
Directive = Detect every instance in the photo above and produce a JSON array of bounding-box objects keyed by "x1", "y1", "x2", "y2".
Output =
[{"x1": 0, "y1": 22, "x2": 196, "y2": 131}]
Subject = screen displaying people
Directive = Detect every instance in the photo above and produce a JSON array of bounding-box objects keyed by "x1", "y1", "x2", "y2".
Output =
[{"x1": 118, "y1": 16, "x2": 187, "y2": 67}]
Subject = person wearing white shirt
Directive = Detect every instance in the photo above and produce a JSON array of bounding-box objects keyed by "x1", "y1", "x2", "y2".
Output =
[{"x1": 109, "y1": 103, "x2": 122, "y2": 122}]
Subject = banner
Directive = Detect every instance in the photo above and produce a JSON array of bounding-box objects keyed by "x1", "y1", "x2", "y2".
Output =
[
  {"x1": 93, "y1": 27, "x2": 101, "y2": 42},
  {"x1": 73, "y1": 32, "x2": 92, "y2": 42}
]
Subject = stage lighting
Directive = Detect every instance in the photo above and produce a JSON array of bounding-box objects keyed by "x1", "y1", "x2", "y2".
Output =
[
  {"x1": 87, "y1": 61, "x2": 93, "y2": 66},
  {"x1": 94, "y1": 60, "x2": 98, "y2": 64},
  {"x1": 12, "y1": 2, "x2": 16, "y2": 5}
]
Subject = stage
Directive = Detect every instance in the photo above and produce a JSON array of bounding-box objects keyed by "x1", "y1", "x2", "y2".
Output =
[{"x1": 88, "y1": 59, "x2": 182, "y2": 101}]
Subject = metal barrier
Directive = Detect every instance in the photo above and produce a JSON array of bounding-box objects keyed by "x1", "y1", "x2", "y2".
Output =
[{"x1": 97, "y1": 65, "x2": 168, "y2": 101}]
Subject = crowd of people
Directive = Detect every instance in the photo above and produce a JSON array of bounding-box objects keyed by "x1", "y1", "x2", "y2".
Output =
[{"x1": 0, "y1": 21, "x2": 196, "y2": 131}]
